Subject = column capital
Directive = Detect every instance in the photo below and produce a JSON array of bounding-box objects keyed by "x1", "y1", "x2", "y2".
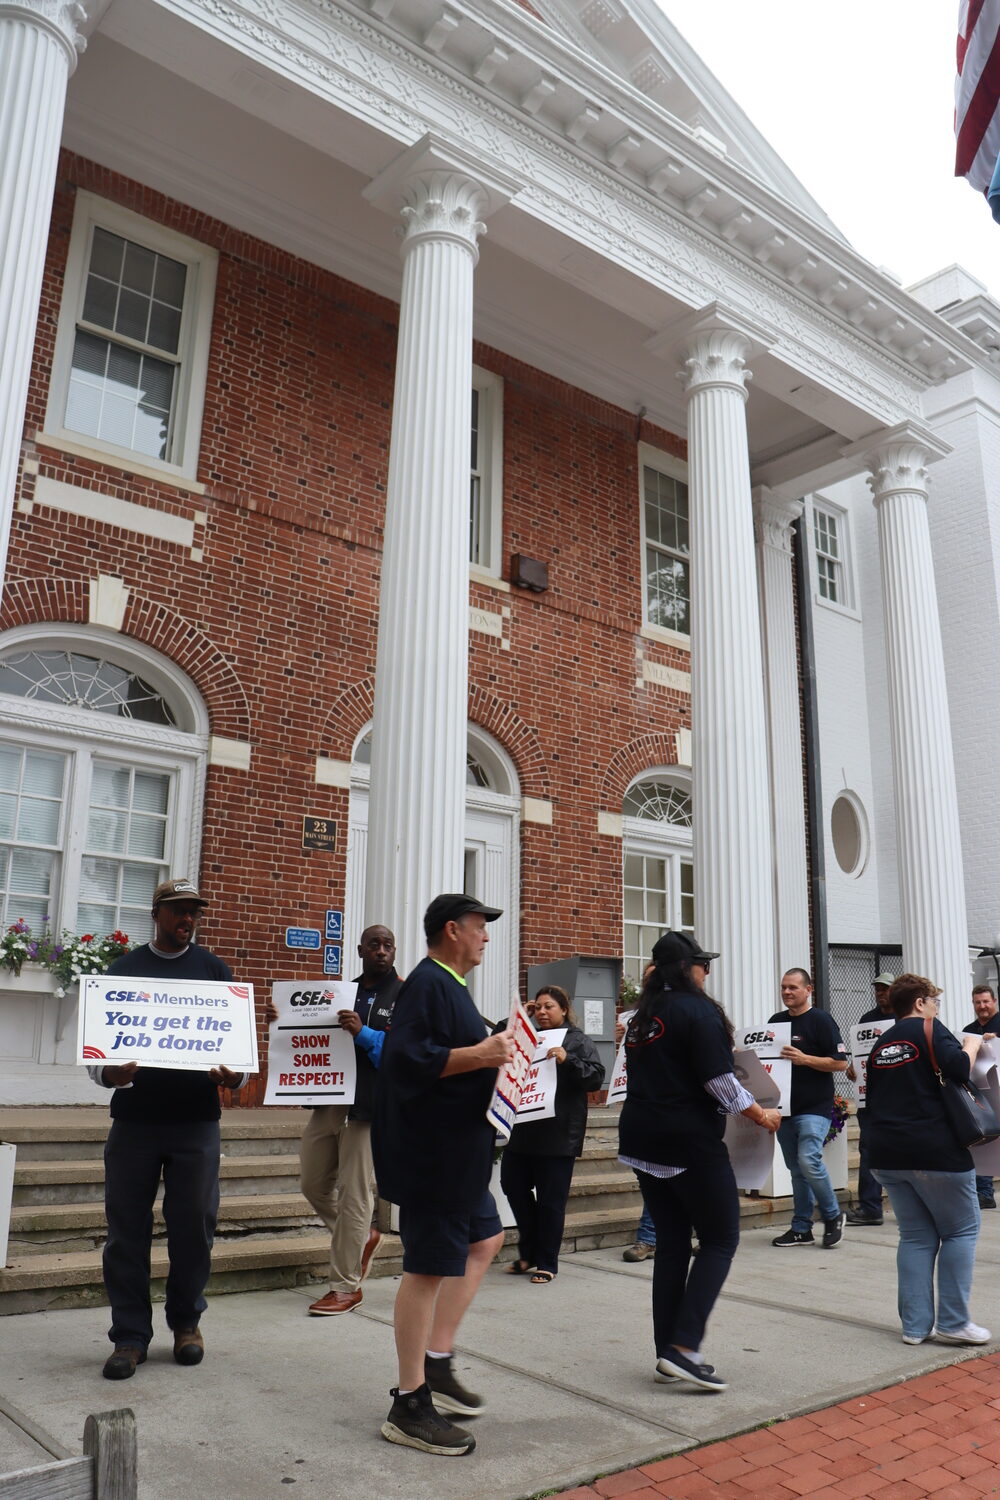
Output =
[
  {"x1": 365, "y1": 134, "x2": 518, "y2": 262},
  {"x1": 752, "y1": 487, "x2": 803, "y2": 553},
  {"x1": 646, "y1": 301, "x2": 773, "y2": 399},
  {"x1": 0, "y1": 0, "x2": 107, "y2": 68},
  {"x1": 841, "y1": 422, "x2": 952, "y2": 507}
]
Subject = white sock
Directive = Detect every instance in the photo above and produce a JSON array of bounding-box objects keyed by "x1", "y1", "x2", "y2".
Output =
[{"x1": 426, "y1": 1349, "x2": 451, "y2": 1361}]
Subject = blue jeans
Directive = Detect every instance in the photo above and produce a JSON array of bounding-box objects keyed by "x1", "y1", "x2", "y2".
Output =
[
  {"x1": 874, "y1": 1169, "x2": 980, "y2": 1338},
  {"x1": 636, "y1": 1199, "x2": 656, "y2": 1247},
  {"x1": 777, "y1": 1114, "x2": 839, "y2": 1232}
]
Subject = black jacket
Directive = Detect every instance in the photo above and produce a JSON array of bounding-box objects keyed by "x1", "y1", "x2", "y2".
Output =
[
  {"x1": 350, "y1": 967, "x2": 401, "y2": 1122},
  {"x1": 505, "y1": 1025, "x2": 605, "y2": 1158},
  {"x1": 865, "y1": 1016, "x2": 974, "y2": 1173}
]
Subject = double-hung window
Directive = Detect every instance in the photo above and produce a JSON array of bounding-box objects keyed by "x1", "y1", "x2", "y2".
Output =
[
  {"x1": 810, "y1": 497, "x2": 856, "y2": 612},
  {"x1": 44, "y1": 193, "x2": 217, "y2": 480},
  {"x1": 622, "y1": 773, "x2": 694, "y2": 984},
  {"x1": 0, "y1": 632, "x2": 207, "y2": 942},
  {"x1": 640, "y1": 446, "x2": 690, "y2": 636}
]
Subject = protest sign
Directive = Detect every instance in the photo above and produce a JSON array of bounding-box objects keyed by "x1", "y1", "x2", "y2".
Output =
[
  {"x1": 726, "y1": 1049, "x2": 780, "y2": 1190},
  {"x1": 735, "y1": 1022, "x2": 791, "y2": 1115},
  {"x1": 969, "y1": 1040, "x2": 1000, "y2": 1175},
  {"x1": 851, "y1": 1019, "x2": 894, "y2": 1108},
  {"x1": 487, "y1": 1000, "x2": 538, "y2": 1141},
  {"x1": 79, "y1": 974, "x2": 258, "y2": 1073},
  {"x1": 264, "y1": 980, "x2": 358, "y2": 1105},
  {"x1": 514, "y1": 1027, "x2": 567, "y2": 1124},
  {"x1": 606, "y1": 1008, "x2": 634, "y2": 1105}
]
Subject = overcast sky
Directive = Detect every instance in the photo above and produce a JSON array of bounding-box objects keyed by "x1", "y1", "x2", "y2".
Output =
[{"x1": 661, "y1": 0, "x2": 999, "y2": 300}]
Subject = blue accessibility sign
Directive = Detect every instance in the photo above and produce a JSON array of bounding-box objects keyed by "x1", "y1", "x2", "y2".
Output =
[
  {"x1": 285, "y1": 927, "x2": 321, "y2": 950},
  {"x1": 325, "y1": 909, "x2": 343, "y2": 942},
  {"x1": 323, "y1": 944, "x2": 342, "y2": 976}
]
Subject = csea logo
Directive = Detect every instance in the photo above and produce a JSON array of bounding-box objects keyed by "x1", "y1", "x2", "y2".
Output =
[
  {"x1": 743, "y1": 1030, "x2": 775, "y2": 1047},
  {"x1": 289, "y1": 990, "x2": 335, "y2": 1006},
  {"x1": 104, "y1": 990, "x2": 151, "y2": 1003},
  {"x1": 856, "y1": 1028, "x2": 884, "y2": 1042}
]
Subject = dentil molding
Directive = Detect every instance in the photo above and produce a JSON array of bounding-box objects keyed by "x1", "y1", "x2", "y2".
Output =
[{"x1": 159, "y1": 0, "x2": 942, "y2": 428}]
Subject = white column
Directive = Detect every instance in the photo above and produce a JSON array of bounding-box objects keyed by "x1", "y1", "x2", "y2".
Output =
[
  {"x1": 362, "y1": 140, "x2": 511, "y2": 971},
  {"x1": 753, "y1": 488, "x2": 811, "y2": 976},
  {"x1": 864, "y1": 426, "x2": 971, "y2": 1023},
  {"x1": 0, "y1": 0, "x2": 92, "y2": 596},
  {"x1": 680, "y1": 319, "x2": 776, "y2": 1027}
]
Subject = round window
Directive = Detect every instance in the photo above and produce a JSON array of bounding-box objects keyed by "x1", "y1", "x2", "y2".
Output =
[{"x1": 831, "y1": 794, "x2": 868, "y2": 876}]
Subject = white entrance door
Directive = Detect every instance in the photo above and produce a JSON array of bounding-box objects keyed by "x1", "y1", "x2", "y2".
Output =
[{"x1": 345, "y1": 777, "x2": 519, "y2": 1022}]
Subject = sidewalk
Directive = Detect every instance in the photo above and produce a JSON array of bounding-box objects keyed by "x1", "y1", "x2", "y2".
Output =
[{"x1": 2, "y1": 1214, "x2": 999, "y2": 1500}]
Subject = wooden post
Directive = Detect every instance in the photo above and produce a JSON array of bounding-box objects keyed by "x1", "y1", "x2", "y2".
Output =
[{"x1": 83, "y1": 1411, "x2": 136, "y2": 1500}]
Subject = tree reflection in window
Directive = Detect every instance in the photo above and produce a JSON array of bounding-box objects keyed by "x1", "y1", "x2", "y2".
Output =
[{"x1": 0, "y1": 651, "x2": 177, "y2": 726}]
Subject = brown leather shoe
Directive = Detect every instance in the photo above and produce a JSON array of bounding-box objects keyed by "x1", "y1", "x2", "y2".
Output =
[
  {"x1": 308, "y1": 1288, "x2": 363, "y2": 1316},
  {"x1": 360, "y1": 1224, "x2": 382, "y2": 1282},
  {"x1": 173, "y1": 1326, "x2": 205, "y2": 1365},
  {"x1": 103, "y1": 1345, "x2": 146, "y2": 1380}
]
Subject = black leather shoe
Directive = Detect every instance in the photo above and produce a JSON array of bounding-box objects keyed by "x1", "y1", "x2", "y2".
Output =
[{"x1": 845, "y1": 1207, "x2": 883, "y2": 1225}]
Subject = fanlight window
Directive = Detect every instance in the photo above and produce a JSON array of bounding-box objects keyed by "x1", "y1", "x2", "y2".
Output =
[
  {"x1": 622, "y1": 779, "x2": 692, "y2": 827},
  {"x1": 353, "y1": 731, "x2": 492, "y2": 789},
  {"x1": 0, "y1": 651, "x2": 177, "y2": 726}
]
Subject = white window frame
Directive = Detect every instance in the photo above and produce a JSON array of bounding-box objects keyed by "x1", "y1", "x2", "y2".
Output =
[
  {"x1": 0, "y1": 626, "x2": 208, "y2": 939},
  {"x1": 808, "y1": 495, "x2": 859, "y2": 618},
  {"x1": 638, "y1": 442, "x2": 691, "y2": 646},
  {"x1": 621, "y1": 768, "x2": 694, "y2": 984},
  {"x1": 43, "y1": 192, "x2": 218, "y2": 482},
  {"x1": 469, "y1": 366, "x2": 503, "y2": 579}
]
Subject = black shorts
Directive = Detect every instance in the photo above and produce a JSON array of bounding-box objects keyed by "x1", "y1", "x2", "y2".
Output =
[{"x1": 398, "y1": 1189, "x2": 503, "y2": 1277}]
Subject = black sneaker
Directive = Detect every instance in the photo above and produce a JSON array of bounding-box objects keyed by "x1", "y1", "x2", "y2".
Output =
[
  {"x1": 424, "y1": 1354, "x2": 485, "y2": 1416},
  {"x1": 655, "y1": 1348, "x2": 727, "y2": 1391},
  {"x1": 102, "y1": 1345, "x2": 147, "y2": 1380},
  {"x1": 822, "y1": 1211, "x2": 846, "y2": 1248},
  {"x1": 845, "y1": 1207, "x2": 883, "y2": 1226},
  {"x1": 381, "y1": 1385, "x2": 476, "y2": 1455},
  {"x1": 771, "y1": 1228, "x2": 815, "y2": 1247}
]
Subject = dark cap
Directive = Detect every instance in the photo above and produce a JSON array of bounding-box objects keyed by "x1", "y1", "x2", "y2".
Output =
[
  {"x1": 651, "y1": 930, "x2": 719, "y2": 969},
  {"x1": 424, "y1": 893, "x2": 503, "y2": 941},
  {"x1": 152, "y1": 878, "x2": 208, "y2": 909}
]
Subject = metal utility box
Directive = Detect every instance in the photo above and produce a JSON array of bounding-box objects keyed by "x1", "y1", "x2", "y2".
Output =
[{"x1": 526, "y1": 955, "x2": 621, "y2": 1084}]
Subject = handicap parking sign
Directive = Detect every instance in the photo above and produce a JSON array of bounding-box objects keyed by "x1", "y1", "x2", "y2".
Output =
[
  {"x1": 323, "y1": 944, "x2": 342, "y2": 976},
  {"x1": 325, "y1": 909, "x2": 343, "y2": 942}
]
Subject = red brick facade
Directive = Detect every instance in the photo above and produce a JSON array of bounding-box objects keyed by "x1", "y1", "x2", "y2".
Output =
[{"x1": 9, "y1": 153, "x2": 691, "y2": 1103}]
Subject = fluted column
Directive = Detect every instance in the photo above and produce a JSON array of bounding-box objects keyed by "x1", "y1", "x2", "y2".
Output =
[
  {"x1": 362, "y1": 140, "x2": 512, "y2": 970},
  {"x1": 681, "y1": 320, "x2": 776, "y2": 1027},
  {"x1": 864, "y1": 426, "x2": 970, "y2": 1024},
  {"x1": 753, "y1": 488, "x2": 810, "y2": 976},
  {"x1": 0, "y1": 0, "x2": 93, "y2": 597}
]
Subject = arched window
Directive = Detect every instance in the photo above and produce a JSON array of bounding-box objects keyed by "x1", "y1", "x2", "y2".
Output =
[
  {"x1": 622, "y1": 770, "x2": 694, "y2": 984},
  {"x1": 0, "y1": 626, "x2": 208, "y2": 940}
]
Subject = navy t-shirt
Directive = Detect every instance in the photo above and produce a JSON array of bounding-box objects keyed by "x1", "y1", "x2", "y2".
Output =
[
  {"x1": 769, "y1": 1006, "x2": 846, "y2": 1117},
  {"x1": 865, "y1": 1016, "x2": 973, "y2": 1173},
  {"x1": 619, "y1": 989, "x2": 735, "y2": 1168},
  {"x1": 963, "y1": 1011, "x2": 1000, "y2": 1037},
  {"x1": 103, "y1": 943, "x2": 233, "y2": 1123},
  {"x1": 372, "y1": 956, "x2": 495, "y2": 1212}
]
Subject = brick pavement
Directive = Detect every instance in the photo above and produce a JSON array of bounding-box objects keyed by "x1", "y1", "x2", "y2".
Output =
[{"x1": 546, "y1": 1352, "x2": 1000, "y2": 1499}]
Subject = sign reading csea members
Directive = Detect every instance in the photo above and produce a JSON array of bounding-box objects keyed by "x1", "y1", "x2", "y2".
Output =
[{"x1": 78, "y1": 975, "x2": 258, "y2": 1074}]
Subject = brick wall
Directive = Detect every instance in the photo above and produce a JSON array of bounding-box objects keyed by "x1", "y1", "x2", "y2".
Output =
[{"x1": 9, "y1": 152, "x2": 690, "y2": 1102}]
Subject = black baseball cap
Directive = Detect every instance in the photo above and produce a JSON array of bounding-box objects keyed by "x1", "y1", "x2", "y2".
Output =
[
  {"x1": 651, "y1": 931, "x2": 720, "y2": 968},
  {"x1": 424, "y1": 893, "x2": 503, "y2": 941}
]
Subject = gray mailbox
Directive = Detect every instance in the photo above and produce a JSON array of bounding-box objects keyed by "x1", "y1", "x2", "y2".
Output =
[{"x1": 525, "y1": 954, "x2": 622, "y2": 1084}]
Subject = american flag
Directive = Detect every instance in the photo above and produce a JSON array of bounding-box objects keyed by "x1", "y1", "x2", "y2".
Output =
[{"x1": 956, "y1": 0, "x2": 1000, "y2": 191}]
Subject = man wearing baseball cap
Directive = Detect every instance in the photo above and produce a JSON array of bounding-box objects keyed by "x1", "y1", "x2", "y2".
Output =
[
  {"x1": 87, "y1": 878, "x2": 246, "y2": 1380},
  {"x1": 845, "y1": 972, "x2": 895, "y2": 1225},
  {"x1": 373, "y1": 893, "x2": 513, "y2": 1457}
]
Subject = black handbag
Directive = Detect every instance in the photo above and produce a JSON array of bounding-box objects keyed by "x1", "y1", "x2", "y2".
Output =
[{"x1": 923, "y1": 1017, "x2": 1000, "y2": 1148}]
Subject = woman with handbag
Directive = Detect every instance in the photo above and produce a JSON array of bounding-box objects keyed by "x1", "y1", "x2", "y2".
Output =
[{"x1": 865, "y1": 973, "x2": 990, "y2": 1346}]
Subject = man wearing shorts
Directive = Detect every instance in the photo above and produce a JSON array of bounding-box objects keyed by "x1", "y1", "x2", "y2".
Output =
[{"x1": 373, "y1": 893, "x2": 513, "y2": 1456}]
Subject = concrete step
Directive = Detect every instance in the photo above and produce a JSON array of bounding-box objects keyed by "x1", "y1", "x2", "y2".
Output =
[
  {"x1": 12, "y1": 1153, "x2": 305, "y2": 1206},
  {"x1": 8, "y1": 1193, "x2": 327, "y2": 1256},
  {"x1": 0, "y1": 1106, "x2": 304, "y2": 1160}
]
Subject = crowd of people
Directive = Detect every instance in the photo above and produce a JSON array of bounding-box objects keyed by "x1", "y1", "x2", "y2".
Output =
[{"x1": 84, "y1": 882, "x2": 999, "y2": 1459}]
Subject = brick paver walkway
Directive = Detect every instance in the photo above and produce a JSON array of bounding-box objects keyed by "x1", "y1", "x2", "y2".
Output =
[{"x1": 549, "y1": 1352, "x2": 1000, "y2": 1499}]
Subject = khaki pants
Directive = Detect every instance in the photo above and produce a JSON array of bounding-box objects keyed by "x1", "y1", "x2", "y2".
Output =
[{"x1": 298, "y1": 1107, "x2": 376, "y2": 1294}]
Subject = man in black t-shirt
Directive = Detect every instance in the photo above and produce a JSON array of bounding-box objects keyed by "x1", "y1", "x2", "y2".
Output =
[
  {"x1": 373, "y1": 893, "x2": 512, "y2": 1458},
  {"x1": 769, "y1": 968, "x2": 848, "y2": 1250},
  {"x1": 88, "y1": 878, "x2": 245, "y2": 1381},
  {"x1": 845, "y1": 972, "x2": 895, "y2": 1225},
  {"x1": 963, "y1": 984, "x2": 1000, "y2": 1208}
]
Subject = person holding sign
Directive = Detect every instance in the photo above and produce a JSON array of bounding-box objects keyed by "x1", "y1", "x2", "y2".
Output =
[
  {"x1": 963, "y1": 984, "x2": 1000, "y2": 1208},
  {"x1": 87, "y1": 879, "x2": 246, "y2": 1381},
  {"x1": 373, "y1": 894, "x2": 513, "y2": 1457},
  {"x1": 845, "y1": 973, "x2": 895, "y2": 1226},
  {"x1": 500, "y1": 985, "x2": 605, "y2": 1283},
  {"x1": 618, "y1": 931, "x2": 780, "y2": 1393}
]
